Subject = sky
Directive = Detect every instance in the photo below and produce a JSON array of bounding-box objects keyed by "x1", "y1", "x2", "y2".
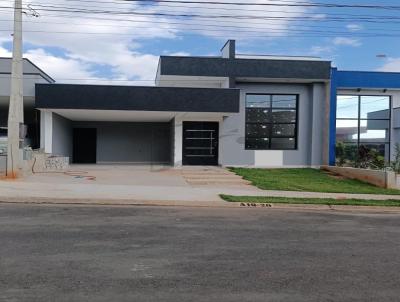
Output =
[{"x1": 1, "y1": 0, "x2": 400, "y2": 85}]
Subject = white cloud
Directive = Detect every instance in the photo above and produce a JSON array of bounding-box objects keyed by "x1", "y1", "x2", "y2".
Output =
[
  {"x1": 0, "y1": 46, "x2": 12, "y2": 57},
  {"x1": 346, "y1": 24, "x2": 363, "y2": 32},
  {"x1": 310, "y1": 45, "x2": 333, "y2": 55},
  {"x1": 167, "y1": 52, "x2": 191, "y2": 56},
  {"x1": 333, "y1": 37, "x2": 362, "y2": 47},
  {"x1": 0, "y1": 0, "x2": 313, "y2": 83},
  {"x1": 377, "y1": 58, "x2": 400, "y2": 72}
]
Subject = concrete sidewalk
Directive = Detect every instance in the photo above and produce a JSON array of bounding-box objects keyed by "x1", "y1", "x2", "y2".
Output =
[{"x1": 1, "y1": 178, "x2": 400, "y2": 208}]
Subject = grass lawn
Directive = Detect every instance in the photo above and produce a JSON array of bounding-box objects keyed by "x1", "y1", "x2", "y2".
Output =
[
  {"x1": 229, "y1": 168, "x2": 400, "y2": 195},
  {"x1": 220, "y1": 195, "x2": 400, "y2": 207}
]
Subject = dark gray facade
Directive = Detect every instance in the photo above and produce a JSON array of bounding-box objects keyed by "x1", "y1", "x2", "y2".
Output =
[
  {"x1": 35, "y1": 84, "x2": 240, "y2": 113},
  {"x1": 158, "y1": 56, "x2": 331, "y2": 80}
]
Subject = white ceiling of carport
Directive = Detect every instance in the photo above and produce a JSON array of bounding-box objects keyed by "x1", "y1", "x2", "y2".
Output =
[{"x1": 44, "y1": 109, "x2": 230, "y2": 122}]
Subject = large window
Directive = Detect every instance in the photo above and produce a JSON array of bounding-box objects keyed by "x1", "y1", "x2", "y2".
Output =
[
  {"x1": 336, "y1": 95, "x2": 391, "y2": 163},
  {"x1": 245, "y1": 94, "x2": 298, "y2": 150}
]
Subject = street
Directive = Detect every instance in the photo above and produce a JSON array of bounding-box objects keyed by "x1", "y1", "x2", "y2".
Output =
[{"x1": 1, "y1": 204, "x2": 400, "y2": 302}]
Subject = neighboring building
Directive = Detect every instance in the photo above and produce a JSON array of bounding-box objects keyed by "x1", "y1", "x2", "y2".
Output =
[
  {"x1": 330, "y1": 69, "x2": 400, "y2": 165},
  {"x1": 1, "y1": 40, "x2": 400, "y2": 167},
  {"x1": 0, "y1": 58, "x2": 54, "y2": 154}
]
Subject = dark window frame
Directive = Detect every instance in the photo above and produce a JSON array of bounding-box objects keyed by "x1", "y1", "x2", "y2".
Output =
[
  {"x1": 336, "y1": 94, "x2": 392, "y2": 160},
  {"x1": 245, "y1": 93, "x2": 299, "y2": 150}
]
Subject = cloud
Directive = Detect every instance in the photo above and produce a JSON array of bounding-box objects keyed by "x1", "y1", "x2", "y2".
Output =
[
  {"x1": 0, "y1": 0, "x2": 313, "y2": 84},
  {"x1": 0, "y1": 46, "x2": 12, "y2": 57},
  {"x1": 346, "y1": 24, "x2": 363, "y2": 32},
  {"x1": 310, "y1": 46, "x2": 333, "y2": 56},
  {"x1": 377, "y1": 58, "x2": 400, "y2": 72},
  {"x1": 167, "y1": 52, "x2": 191, "y2": 56},
  {"x1": 333, "y1": 37, "x2": 362, "y2": 47}
]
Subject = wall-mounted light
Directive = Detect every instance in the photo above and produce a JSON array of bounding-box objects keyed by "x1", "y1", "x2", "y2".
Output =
[
  {"x1": 383, "y1": 89, "x2": 387, "y2": 93},
  {"x1": 357, "y1": 88, "x2": 362, "y2": 92}
]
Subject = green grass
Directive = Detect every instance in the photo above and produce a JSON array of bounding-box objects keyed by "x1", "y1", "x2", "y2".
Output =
[
  {"x1": 220, "y1": 194, "x2": 400, "y2": 207},
  {"x1": 230, "y1": 168, "x2": 400, "y2": 195}
]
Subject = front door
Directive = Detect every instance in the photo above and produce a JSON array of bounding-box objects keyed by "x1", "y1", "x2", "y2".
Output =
[
  {"x1": 182, "y1": 122, "x2": 219, "y2": 165},
  {"x1": 73, "y1": 128, "x2": 97, "y2": 164}
]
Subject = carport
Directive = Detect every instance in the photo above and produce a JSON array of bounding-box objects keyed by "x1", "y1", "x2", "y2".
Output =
[{"x1": 35, "y1": 84, "x2": 239, "y2": 166}]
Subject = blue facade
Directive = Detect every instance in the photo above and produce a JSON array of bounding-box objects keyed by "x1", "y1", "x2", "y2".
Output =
[{"x1": 329, "y1": 69, "x2": 400, "y2": 165}]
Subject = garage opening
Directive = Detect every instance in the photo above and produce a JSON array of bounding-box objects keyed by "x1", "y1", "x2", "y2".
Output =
[{"x1": 72, "y1": 122, "x2": 171, "y2": 164}]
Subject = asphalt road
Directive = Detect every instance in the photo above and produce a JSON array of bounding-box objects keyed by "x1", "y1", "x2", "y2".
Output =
[{"x1": 1, "y1": 204, "x2": 400, "y2": 302}]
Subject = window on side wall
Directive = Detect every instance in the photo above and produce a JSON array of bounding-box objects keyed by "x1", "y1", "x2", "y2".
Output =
[{"x1": 245, "y1": 94, "x2": 298, "y2": 150}]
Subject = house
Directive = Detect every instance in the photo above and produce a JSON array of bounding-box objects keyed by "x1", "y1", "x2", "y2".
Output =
[
  {"x1": 1, "y1": 40, "x2": 400, "y2": 167},
  {"x1": 0, "y1": 57, "x2": 54, "y2": 155}
]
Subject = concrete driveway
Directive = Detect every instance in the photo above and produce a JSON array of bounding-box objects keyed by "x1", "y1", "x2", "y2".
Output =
[
  {"x1": 0, "y1": 165, "x2": 259, "y2": 206},
  {"x1": 1, "y1": 204, "x2": 400, "y2": 302},
  {"x1": 24, "y1": 164, "x2": 251, "y2": 187}
]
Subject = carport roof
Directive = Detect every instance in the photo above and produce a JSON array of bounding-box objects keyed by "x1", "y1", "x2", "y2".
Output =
[{"x1": 35, "y1": 84, "x2": 240, "y2": 113}]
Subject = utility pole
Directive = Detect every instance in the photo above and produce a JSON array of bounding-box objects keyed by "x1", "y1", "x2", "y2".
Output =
[{"x1": 7, "y1": 0, "x2": 23, "y2": 178}]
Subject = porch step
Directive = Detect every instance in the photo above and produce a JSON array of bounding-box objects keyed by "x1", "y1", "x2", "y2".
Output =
[
  {"x1": 181, "y1": 174, "x2": 243, "y2": 179},
  {"x1": 185, "y1": 179, "x2": 252, "y2": 186}
]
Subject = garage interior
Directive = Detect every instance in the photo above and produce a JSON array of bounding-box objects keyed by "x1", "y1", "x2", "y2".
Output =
[{"x1": 50, "y1": 112, "x2": 173, "y2": 165}]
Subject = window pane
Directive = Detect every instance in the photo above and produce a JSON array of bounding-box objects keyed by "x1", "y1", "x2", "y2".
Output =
[
  {"x1": 246, "y1": 94, "x2": 270, "y2": 108},
  {"x1": 246, "y1": 124, "x2": 270, "y2": 138},
  {"x1": 359, "y1": 143, "x2": 390, "y2": 161},
  {"x1": 272, "y1": 95, "x2": 297, "y2": 108},
  {"x1": 336, "y1": 119, "x2": 358, "y2": 143},
  {"x1": 246, "y1": 108, "x2": 269, "y2": 123},
  {"x1": 271, "y1": 109, "x2": 296, "y2": 123},
  {"x1": 360, "y1": 96, "x2": 390, "y2": 119},
  {"x1": 271, "y1": 138, "x2": 296, "y2": 149},
  {"x1": 337, "y1": 95, "x2": 359, "y2": 118},
  {"x1": 360, "y1": 120, "x2": 390, "y2": 142},
  {"x1": 272, "y1": 124, "x2": 296, "y2": 137},
  {"x1": 245, "y1": 138, "x2": 270, "y2": 149},
  {"x1": 336, "y1": 142, "x2": 358, "y2": 164}
]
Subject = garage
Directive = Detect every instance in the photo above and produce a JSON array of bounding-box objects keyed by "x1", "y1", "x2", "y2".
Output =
[{"x1": 72, "y1": 122, "x2": 171, "y2": 164}]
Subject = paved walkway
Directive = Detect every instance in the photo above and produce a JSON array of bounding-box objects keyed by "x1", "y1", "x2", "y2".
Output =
[{"x1": 1, "y1": 165, "x2": 400, "y2": 208}]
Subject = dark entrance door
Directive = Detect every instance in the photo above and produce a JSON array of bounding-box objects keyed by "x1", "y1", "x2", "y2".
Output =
[
  {"x1": 182, "y1": 122, "x2": 219, "y2": 165},
  {"x1": 73, "y1": 128, "x2": 97, "y2": 163}
]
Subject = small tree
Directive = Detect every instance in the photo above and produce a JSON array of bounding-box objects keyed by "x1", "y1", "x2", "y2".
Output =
[
  {"x1": 390, "y1": 143, "x2": 400, "y2": 174},
  {"x1": 335, "y1": 142, "x2": 346, "y2": 166}
]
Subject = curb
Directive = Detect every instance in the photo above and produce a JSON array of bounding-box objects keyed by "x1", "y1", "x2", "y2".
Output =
[{"x1": 1, "y1": 197, "x2": 400, "y2": 213}]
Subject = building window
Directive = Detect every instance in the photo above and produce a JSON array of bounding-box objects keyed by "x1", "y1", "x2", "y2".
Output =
[
  {"x1": 336, "y1": 95, "x2": 391, "y2": 164},
  {"x1": 245, "y1": 94, "x2": 298, "y2": 150}
]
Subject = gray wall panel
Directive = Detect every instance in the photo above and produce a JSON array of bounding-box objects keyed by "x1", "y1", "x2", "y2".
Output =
[
  {"x1": 72, "y1": 122, "x2": 171, "y2": 164},
  {"x1": 220, "y1": 83, "x2": 326, "y2": 167}
]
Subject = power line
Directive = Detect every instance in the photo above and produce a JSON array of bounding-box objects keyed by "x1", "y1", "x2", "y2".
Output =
[
  {"x1": 4, "y1": 4, "x2": 400, "y2": 25},
  {"x1": 76, "y1": 0, "x2": 400, "y2": 10},
  {"x1": 3, "y1": 18, "x2": 400, "y2": 37},
  {"x1": 23, "y1": 0, "x2": 400, "y2": 18}
]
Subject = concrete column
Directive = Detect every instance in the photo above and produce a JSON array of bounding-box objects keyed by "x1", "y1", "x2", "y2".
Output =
[
  {"x1": 310, "y1": 83, "x2": 326, "y2": 166},
  {"x1": 173, "y1": 117, "x2": 183, "y2": 166},
  {"x1": 40, "y1": 110, "x2": 53, "y2": 154}
]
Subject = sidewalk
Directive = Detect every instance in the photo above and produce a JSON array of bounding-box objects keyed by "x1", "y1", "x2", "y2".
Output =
[{"x1": 1, "y1": 178, "x2": 400, "y2": 208}]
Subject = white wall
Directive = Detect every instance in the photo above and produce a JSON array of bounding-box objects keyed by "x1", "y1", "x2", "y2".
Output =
[{"x1": 40, "y1": 110, "x2": 53, "y2": 153}]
